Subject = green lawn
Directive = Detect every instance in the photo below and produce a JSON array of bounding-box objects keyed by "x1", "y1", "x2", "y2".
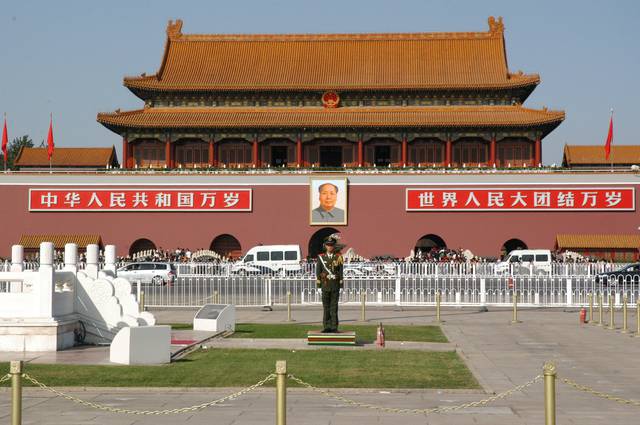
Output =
[
  {"x1": 230, "y1": 323, "x2": 448, "y2": 343},
  {"x1": 0, "y1": 348, "x2": 476, "y2": 389}
]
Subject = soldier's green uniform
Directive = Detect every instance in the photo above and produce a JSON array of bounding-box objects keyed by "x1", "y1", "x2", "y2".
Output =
[{"x1": 316, "y1": 235, "x2": 344, "y2": 333}]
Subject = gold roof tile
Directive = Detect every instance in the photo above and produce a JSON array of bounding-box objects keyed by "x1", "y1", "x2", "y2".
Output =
[{"x1": 556, "y1": 234, "x2": 640, "y2": 249}]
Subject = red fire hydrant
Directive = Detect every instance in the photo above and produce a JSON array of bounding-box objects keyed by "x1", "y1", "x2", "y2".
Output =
[
  {"x1": 579, "y1": 307, "x2": 587, "y2": 324},
  {"x1": 376, "y1": 322, "x2": 386, "y2": 348}
]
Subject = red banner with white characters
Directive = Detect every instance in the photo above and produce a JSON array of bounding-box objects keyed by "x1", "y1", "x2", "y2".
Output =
[
  {"x1": 406, "y1": 187, "x2": 635, "y2": 211},
  {"x1": 29, "y1": 188, "x2": 252, "y2": 211}
]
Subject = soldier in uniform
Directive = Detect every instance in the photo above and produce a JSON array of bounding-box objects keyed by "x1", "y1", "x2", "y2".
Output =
[{"x1": 316, "y1": 233, "x2": 345, "y2": 333}]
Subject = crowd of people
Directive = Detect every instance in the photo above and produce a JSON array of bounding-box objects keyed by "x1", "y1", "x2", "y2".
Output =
[{"x1": 0, "y1": 246, "x2": 620, "y2": 266}]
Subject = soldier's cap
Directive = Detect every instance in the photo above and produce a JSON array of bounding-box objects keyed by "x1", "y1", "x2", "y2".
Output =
[{"x1": 323, "y1": 233, "x2": 345, "y2": 249}]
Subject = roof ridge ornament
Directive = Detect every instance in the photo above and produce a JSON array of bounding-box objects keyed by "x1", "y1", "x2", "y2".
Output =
[
  {"x1": 167, "y1": 19, "x2": 183, "y2": 39},
  {"x1": 488, "y1": 16, "x2": 504, "y2": 35}
]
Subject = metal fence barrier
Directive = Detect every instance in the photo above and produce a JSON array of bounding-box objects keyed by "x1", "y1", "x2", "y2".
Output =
[{"x1": 141, "y1": 274, "x2": 640, "y2": 309}]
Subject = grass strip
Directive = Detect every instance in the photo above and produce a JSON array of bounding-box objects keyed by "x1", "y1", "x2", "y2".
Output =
[{"x1": 0, "y1": 348, "x2": 476, "y2": 389}]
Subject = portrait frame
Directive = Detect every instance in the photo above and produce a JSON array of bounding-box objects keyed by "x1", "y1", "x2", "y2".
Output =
[{"x1": 309, "y1": 177, "x2": 348, "y2": 226}]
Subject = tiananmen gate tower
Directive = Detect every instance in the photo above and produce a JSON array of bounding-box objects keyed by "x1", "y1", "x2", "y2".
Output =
[{"x1": 97, "y1": 17, "x2": 564, "y2": 170}]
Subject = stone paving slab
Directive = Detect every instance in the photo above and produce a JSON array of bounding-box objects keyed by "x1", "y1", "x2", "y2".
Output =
[{"x1": 0, "y1": 329, "x2": 218, "y2": 365}]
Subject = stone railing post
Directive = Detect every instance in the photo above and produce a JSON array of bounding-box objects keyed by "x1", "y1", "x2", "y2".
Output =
[
  {"x1": 64, "y1": 243, "x2": 78, "y2": 272},
  {"x1": 10, "y1": 245, "x2": 24, "y2": 272},
  {"x1": 103, "y1": 245, "x2": 117, "y2": 275},
  {"x1": 38, "y1": 242, "x2": 54, "y2": 318},
  {"x1": 85, "y1": 244, "x2": 99, "y2": 279}
]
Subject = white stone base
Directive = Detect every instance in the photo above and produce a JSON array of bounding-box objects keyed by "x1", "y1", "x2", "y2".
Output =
[
  {"x1": 0, "y1": 318, "x2": 78, "y2": 352},
  {"x1": 109, "y1": 326, "x2": 171, "y2": 365}
]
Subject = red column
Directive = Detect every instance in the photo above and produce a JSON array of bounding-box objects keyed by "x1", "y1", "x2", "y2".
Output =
[
  {"x1": 252, "y1": 137, "x2": 259, "y2": 167},
  {"x1": 357, "y1": 138, "x2": 363, "y2": 167},
  {"x1": 490, "y1": 137, "x2": 496, "y2": 166},
  {"x1": 534, "y1": 137, "x2": 541, "y2": 167},
  {"x1": 401, "y1": 135, "x2": 408, "y2": 167},
  {"x1": 165, "y1": 138, "x2": 171, "y2": 168},
  {"x1": 445, "y1": 139, "x2": 452, "y2": 167},
  {"x1": 122, "y1": 137, "x2": 128, "y2": 169},
  {"x1": 208, "y1": 138, "x2": 215, "y2": 167},
  {"x1": 296, "y1": 135, "x2": 302, "y2": 166}
]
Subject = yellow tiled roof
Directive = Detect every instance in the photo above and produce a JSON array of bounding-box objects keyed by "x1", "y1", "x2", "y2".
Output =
[
  {"x1": 556, "y1": 234, "x2": 640, "y2": 249},
  {"x1": 563, "y1": 145, "x2": 640, "y2": 166},
  {"x1": 97, "y1": 105, "x2": 564, "y2": 130},
  {"x1": 18, "y1": 235, "x2": 103, "y2": 250},
  {"x1": 123, "y1": 17, "x2": 540, "y2": 92},
  {"x1": 14, "y1": 147, "x2": 116, "y2": 167}
]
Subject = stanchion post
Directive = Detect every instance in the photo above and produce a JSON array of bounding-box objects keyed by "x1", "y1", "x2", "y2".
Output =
[
  {"x1": 286, "y1": 291, "x2": 293, "y2": 322},
  {"x1": 622, "y1": 295, "x2": 628, "y2": 333},
  {"x1": 511, "y1": 290, "x2": 520, "y2": 324},
  {"x1": 360, "y1": 292, "x2": 366, "y2": 322},
  {"x1": 276, "y1": 360, "x2": 287, "y2": 425},
  {"x1": 435, "y1": 290, "x2": 442, "y2": 323},
  {"x1": 543, "y1": 362, "x2": 556, "y2": 425},
  {"x1": 139, "y1": 290, "x2": 145, "y2": 313},
  {"x1": 597, "y1": 293, "x2": 603, "y2": 326},
  {"x1": 608, "y1": 294, "x2": 615, "y2": 330},
  {"x1": 11, "y1": 360, "x2": 22, "y2": 425},
  {"x1": 636, "y1": 299, "x2": 640, "y2": 337},
  {"x1": 588, "y1": 292, "x2": 593, "y2": 323},
  {"x1": 214, "y1": 290, "x2": 219, "y2": 304}
]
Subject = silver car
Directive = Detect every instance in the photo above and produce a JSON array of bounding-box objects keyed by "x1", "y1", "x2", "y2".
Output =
[{"x1": 117, "y1": 262, "x2": 176, "y2": 286}]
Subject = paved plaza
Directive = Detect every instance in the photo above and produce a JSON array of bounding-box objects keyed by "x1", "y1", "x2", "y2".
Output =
[{"x1": 1, "y1": 307, "x2": 639, "y2": 424}]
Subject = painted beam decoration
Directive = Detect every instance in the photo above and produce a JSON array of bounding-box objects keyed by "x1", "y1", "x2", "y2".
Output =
[
  {"x1": 29, "y1": 188, "x2": 252, "y2": 211},
  {"x1": 406, "y1": 187, "x2": 635, "y2": 211}
]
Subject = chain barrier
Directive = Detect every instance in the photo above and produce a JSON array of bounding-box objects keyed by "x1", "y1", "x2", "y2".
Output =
[
  {"x1": 287, "y1": 374, "x2": 542, "y2": 415},
  {"x1": 561, "y1": 378, "x2": 640, "y2": 407},
  {"x1": 0, "y1": 373, "x2": 11, "y2": 384},
  {"x1": 21, "y1": 373, "x2": 275, "y2": 415}
]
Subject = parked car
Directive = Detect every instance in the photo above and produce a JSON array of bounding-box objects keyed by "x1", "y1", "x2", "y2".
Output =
[
  {"x1": 231, "y1": 245, "x2": 302, "y2": 275},
  {"x1": 595, "y1": 263, "x2": 640, "y2": 285},
  {"x1": 117, "y1": 262, "x2": 176, "y2": 285},
  {"x1": 495, "y1": 249, "x2": 552, "y2": 275}
]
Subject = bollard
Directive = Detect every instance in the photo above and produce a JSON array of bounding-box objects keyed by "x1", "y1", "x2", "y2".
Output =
[
  {"x1": 360, "y1": 292, "x2": 366, "y2": 322},
  {"x1": 11, "y1": 360, "x2": 22, "y2": 425},
  {"x1": 597, "y1": 293, "x2": 603, "y2": 326},
  {"x1": 286, "y1": 291, "x2": 293, "y2": 322},
  {"x1": 622, "y1": 295, "x2": 629, "y2": 333},
  {"x1": 543, "y1": 362, "x2": 556, "y2": 425},
  {"x1": 435, "y1": 291, "x2": 442, "y2": 323},
  {"x1": 511, "y1": 291, "x2": 520, "y2": 324},
  {"x1": 608, "y1": 294, "x2": 615, "y2": 330},
  {"x1": 139, "y1": 290, "x2": 145, "y2": 313},
  {"x1": 275, "y1": 360, "x2": 287, "y2": 425},
  {"x1": 588, "y1": 292, "x2": 593, "y2": 323}
]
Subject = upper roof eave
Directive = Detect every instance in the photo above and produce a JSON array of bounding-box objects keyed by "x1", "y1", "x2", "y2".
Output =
[{"x1": 122, "y1": 74, "x2": 541, "y2": 93}]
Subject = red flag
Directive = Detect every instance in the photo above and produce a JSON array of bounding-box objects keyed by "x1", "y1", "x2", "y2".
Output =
[
  {"x1": 604, "y1": 112, "x2": 614, "y2": 160},
  {"x1": 1, "y1": 115, "x2": 7, "y2": 165},
  {"x1": 47, "y1": 116, "x2": 54, "y2": 160}
]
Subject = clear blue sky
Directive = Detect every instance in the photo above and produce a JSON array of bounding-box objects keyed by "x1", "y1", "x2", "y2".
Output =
[{"x1": 1, "y1": 0, "x2": 638, "y2": 165}]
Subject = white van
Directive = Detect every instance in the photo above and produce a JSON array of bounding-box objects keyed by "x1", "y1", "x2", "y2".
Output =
[
  {"x1": 495, "y1": 249, "x2": 552, "y2": 275},
  {"x1": 231, "y1": 245, "x2": 302, "y2": 274}
]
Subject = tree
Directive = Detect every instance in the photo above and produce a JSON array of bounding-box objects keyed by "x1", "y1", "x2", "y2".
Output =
[{"x1": 0, "y1": 135, "x2": 34, "y2": 169}]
